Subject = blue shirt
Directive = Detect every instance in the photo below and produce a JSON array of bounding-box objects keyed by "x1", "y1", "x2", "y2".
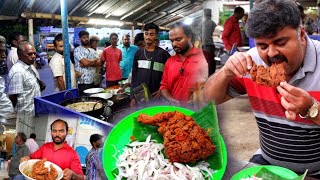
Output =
[
  {"x1": 85, "y1": 148, "x2": 105, "y2": 180},
  {"x1": 119, "y1": 45, "x2": 138, "y2": 78}
]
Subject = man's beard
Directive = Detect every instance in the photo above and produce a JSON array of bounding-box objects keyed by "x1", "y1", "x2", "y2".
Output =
[
  {"x1": 52, "y1": 136, "x2": 66, "y2": 145},
  {"x1": 81, "y1": 41, "x2": 89, "y2": 46},
  {"x1": 174, "y1": 44, "x2": 189, "y2": 54},
  {"x1": 124, "y1": 42, "x2": 130, "y2": 47}
]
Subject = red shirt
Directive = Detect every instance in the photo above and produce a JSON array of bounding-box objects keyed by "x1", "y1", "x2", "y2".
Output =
[
  {"x1": 101, "y1": 46, "x2": 122, "y2": 81},
  {"x1": 222, "y1": 15, "x2": 242, "y2": 50},
  {"x1": 30, "y1": 142, "x2": 84, "y2": 176},
  {"x1": 160, "y1": 48, "x2": 208, "y2": 103}
]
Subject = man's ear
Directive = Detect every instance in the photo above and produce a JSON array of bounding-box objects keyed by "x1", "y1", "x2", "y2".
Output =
[{"x1": 300, "y1": 26, "x2": 307, "y2": 45}]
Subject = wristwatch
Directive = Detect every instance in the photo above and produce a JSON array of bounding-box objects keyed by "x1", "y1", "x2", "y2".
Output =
[{"x1": 299, "y1": 98, "x2": 319, "y2": 119}]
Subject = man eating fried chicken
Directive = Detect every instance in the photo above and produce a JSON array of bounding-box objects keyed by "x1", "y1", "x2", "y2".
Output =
[
  {"x1": 203, "y1": 0, "x2": 320, "y2": 178},
  {"x1": 21, "y1": 119, "x2": 84, "y2": 180}
]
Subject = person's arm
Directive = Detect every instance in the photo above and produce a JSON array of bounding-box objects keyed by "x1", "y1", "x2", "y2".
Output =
[
  {"x1": 0, "y1": 77, "x2": 14, "y2": 118},
  {"x1": 130, "y1": 52, "x2": 139, "y2": 99},
  {"x1": 23, "y1": 146, "x2": 31, "y2": 157},
  {"x1": 276, "y1": 81, "x2": 320, "y2": 126},
  {"x1": 159, "y1": 59, "x2": 178, "y2": 103},
  {"x1": 21, "y1": 145, "x2": 43, "y2": 161},
  {"x1": 221, "y1": 18, "x2": 233, "y2": 50},
  {"x1": 63, "y1": 169, "x2": 84, "y2": 180},
  {"x1": 7, "y1": 71, "x2": 24, "y2": 107},
  {"x1": 161, "y1": 89, "x2": 180, "y2": 104},
  {"x1": 130, "y1": 52, "x2": 140, "y2": 107},
  {"x1": 79, "y1": 58, "x2": 101, "y2": 67},
  {"x1": 56, "y1": 76, "x2": 66, "y2": 91},
  {"x1": 74, "y1": 48, "x2": 100, "y2": 67},
  {"x1": 203, "y1": 51, "x2": 253, "y2": 104},
  {"x1": 63, "y1": 152, "x2": 84, "y2": 180},
  {"x1": 49, "y1": 57, "x2": 65, "y2": 91}
]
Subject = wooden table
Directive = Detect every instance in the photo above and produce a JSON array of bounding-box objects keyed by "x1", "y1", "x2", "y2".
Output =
[{"x1": 223, "y1": 157, "x2": 319, "y2": 180}]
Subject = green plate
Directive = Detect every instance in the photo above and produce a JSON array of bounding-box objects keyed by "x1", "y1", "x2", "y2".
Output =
[
  {"x1": 102, "y1": 106, "x2": 227, "y2": 179},
  {"x1": 231, "y1": 165, "x2": 299, "y2": 180}
]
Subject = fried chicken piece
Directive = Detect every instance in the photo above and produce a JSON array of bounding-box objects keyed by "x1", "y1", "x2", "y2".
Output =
[
  {"x1": 45, "y1": 164, "x2": 58, "y2": 180},
  {"x1": 138, "y1": 111, "x2": 216, "y2": 163},
  {"x1": 250, "y1": 61, "x2": 286, "y2": 87},
  {"x1": 31, "y1": 159, "x2": 49, "y2": 176},
  {"x1": 29, "y1": 159, "x2": 58, "y2": 180}
]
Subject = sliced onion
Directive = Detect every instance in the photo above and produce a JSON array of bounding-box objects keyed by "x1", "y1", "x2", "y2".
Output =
[{"x1": 114, "y1": 135, "x2": 215, "y2": 180}]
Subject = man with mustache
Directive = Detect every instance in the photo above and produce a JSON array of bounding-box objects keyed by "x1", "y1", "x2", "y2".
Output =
[
  {"x1": 204, "y1": 0, "x2": 320, "y2": 177},
  {"x1": 21, "y1": 119, "x2": 84, "y2": 180},
  {"x1": 130, "y1": 23, "x2": 171, "y2": 107},
  {"x1": 7, "y1": 41, "x2": 41, "y2": 136},
  {"x1": 49, "y1": 33, "x2": 77, "y2": 91},
  {"x1": 160, "y1": 22, "x2": 208, "y2": 104},
  {"x1": 74, "y1": 30, "x2": 102, "y2": 94}
]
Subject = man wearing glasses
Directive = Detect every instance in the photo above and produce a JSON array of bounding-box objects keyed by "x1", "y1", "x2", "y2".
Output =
[
  {"x1": 160, "y1": 22, "x2": 208, "y2": 104},
  {"x1": 7, "y1": 41, "x2": 41, "y2": 135}
]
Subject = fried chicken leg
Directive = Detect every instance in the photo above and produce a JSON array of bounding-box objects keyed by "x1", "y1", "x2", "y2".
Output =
[
  {"x1": 28, "y1": 159, "x2": 58, "y2": 180},
  {"x1": 250, "y1": 61, "x2": 286, "y2": 87},
  {"x1": 138, "y1": 111, "x2": 216, "y2": 163}
]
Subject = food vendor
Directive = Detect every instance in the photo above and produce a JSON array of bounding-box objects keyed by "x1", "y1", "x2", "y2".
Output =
[{"x1": 21, "y1": 119, "x2": 84, "y2": 180}]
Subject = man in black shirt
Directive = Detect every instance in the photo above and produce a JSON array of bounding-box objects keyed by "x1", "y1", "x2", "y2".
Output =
[{"x1": 130, "y1": 23, "x2": 171, "y2": 107}]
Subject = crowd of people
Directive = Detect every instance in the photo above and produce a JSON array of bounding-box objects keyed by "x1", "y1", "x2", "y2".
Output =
[
  {"x1": 0, "y1": 16, "x2": 214, "y2": 179},
  {"x1": 0, "y1": 21, "x2": 211, "y2": 114}
]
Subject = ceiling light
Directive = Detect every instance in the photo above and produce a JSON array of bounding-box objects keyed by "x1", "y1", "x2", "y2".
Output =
[
  {"x1": 87, "y1": 18, "x2": 124, "y2": 26},
  {"x1": 183, "y1": 18, "x2": 193, "y2": 25}
]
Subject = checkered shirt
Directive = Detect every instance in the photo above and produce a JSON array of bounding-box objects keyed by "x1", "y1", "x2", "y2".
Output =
[{"x1": 7, "y1": 60, "x2": 41, "y2": 114}]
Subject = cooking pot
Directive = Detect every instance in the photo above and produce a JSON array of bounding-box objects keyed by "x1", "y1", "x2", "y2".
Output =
[{"x1": 59, "y1": 96, "x2": 113, "y2": 118}]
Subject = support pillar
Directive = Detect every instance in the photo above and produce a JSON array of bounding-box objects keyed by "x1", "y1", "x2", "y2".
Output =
[
  {"x1": 60, "y1": 0, "x2": 72, "y2": 90},
  {"x1": 28, "y1": 19, "x2": 34, "y2": 46}
]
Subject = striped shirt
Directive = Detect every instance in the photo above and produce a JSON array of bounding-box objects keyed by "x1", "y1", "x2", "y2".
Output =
[
  {"x1": 227, "y1": 36, "x2": 320, "y2": 173},
  {"x1": 7, "y1": 60, "x2": 41, "y2": 114}
]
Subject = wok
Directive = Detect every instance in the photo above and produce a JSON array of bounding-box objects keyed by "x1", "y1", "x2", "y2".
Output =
[{"x1": 59, "y1": 96, "x2": 113, "y2": 118}]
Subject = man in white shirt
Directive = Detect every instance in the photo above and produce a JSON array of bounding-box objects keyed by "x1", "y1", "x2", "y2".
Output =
[
  {"x1": 25, "y1": 133, "x2": 39, "y2": 153},
  {"x1": 7, "y1": 32, "x2": 40, "y2": 78},
  {"x1": 0, "y1": 36, "x2": 14, "y2": 120},
  {"x1": 49, "y1": 33, "x2": 77, "y2": 91}
]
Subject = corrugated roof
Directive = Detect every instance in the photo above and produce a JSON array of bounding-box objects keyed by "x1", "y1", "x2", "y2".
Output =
[{"x1": 0, "y1": 0, "x2": 204, "y2": 28}]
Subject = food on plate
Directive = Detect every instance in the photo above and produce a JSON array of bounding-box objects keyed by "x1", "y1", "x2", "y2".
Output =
[
  {"x1": 137, "y1": 111, "x2": 216, "y2": 163},
  {"x1": 25, "y1": 159, "x2": 58, "y2": 180},
  {"x1": 250, "y1": 61, "x2": 286, "y2": 87},
  {"x1": 65, "y1": 102, "x2": 103, "y2": 112},
  {"x1": 114, "y1": 135, "x2": 215, "y2": 179}
]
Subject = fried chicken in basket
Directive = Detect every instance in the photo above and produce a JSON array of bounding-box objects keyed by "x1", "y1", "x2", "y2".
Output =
[
  {"x1": 250, "y1": 61, "x2": 286, "y2": 87},
  {"x1": 138, "y1": 111, "x2": 216, "y2": 163},
  {"x1": 28, "y1": 159, "x2": 58, "y2": 180}
]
